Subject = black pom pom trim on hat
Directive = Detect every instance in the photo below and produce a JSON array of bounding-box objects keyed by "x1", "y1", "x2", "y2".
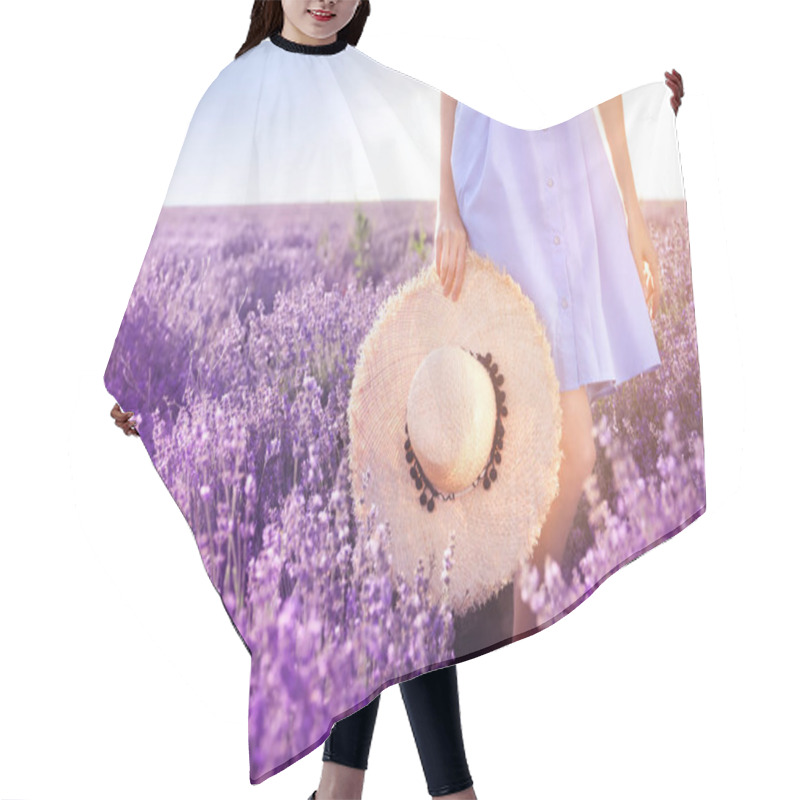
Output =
[{"x1": 403, "y1": 348, "x2": 507, "y2": 512}]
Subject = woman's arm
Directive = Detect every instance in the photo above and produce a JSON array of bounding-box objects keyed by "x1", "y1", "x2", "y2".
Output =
[
  {"x1": 439, "y1": 92, "x2": 459, "y2": 215},
  {"x1": 597, "y1": 95, "x2": 639, "y2": 214},
  {"x1": 436, "y1": 92, "x2": 469, "y2": 301},
  {"x1": 597, "y1": 94, "x2": 662, "y2": 318}
]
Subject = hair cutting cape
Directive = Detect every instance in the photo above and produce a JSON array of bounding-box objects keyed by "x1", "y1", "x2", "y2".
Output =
[{"x1": 104, "y1": 34, "x2": 705, "y2": 784}]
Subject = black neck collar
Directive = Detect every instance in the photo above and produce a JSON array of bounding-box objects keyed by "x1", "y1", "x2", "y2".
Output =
[{"x1": 269, "y1": 31, "x2": 348, "y2": 56}]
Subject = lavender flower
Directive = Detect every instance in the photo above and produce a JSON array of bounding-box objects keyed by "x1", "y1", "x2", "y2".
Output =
[{"x1": 104, "y1": 199, "x2": 703, "y2": 780}]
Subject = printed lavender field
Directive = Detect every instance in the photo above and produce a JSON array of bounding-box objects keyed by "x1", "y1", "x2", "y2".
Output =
[
  {"x1": 518, "y1": 201, "x2": 705, "y2": 626},
  {"x1": 104, "y1": 198, "x2": 704, "y2": 781}
]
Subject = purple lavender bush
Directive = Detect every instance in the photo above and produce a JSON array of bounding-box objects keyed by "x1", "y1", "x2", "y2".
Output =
[
  {"x1": 105, "y1": 201, "x2": 460, "y2": 778},
  {"x1": 516, "y1": 202, "x2": 706, "y2": 628},
  {"x1": 104, "y1": 198, "x2": 704, "y2": 780}
]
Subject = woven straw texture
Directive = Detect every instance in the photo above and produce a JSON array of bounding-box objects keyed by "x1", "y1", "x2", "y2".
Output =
[{"x1": 348, "y1": 249, "x2": 563, "y2": 615}]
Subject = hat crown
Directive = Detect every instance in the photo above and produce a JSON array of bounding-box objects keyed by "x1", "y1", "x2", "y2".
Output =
[{"x1": 406, "y1": 345, "x2": 496, "y2": 495}]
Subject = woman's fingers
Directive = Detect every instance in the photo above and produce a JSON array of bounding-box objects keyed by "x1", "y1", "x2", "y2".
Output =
[
  {"x1": 118, "y1": 416, "x2": 139, "y2": 436},
  {"x1": 646, "y1": 271, "x2": 656, "y2": 320},
  {"x1": 665, "y1": 69, "x2": 683, "y2": 115},
  {"x1": 665, "y1": 69, "x2": 683, "y2": 94},
  {"x1": 646, "y1": 245, "x2": 660, "y2": 282},
  {"x1": 443, "y1": 232, "x2": 461, "y2": 299},
  {"x1": 443, "y1": 242, "x2": 455, "y2": 297},
  {"x1": 652, "y1": 261, "x2": 663, "y2": 317},
  {"x1": 452, "y1": 238, "x2": 467, "y2": 302},
  {"x1": 668, "y1": 85, "x2": 680, "y2": 113},
  {"x1": 436, "y1": 226, "x2": 469, "y2": 300},
  {"x1": 441, "y1": 231, "x2": 452, "y2": 295},
  {"x1": 110, "y1": 402, "x2": 140, "y2": 436},
  {"x1": 643, "y1": 251, "x2": 661, "y2": 318},
  {"x1": 110, "y1": 403, "x2": 132, "y2": 425}
]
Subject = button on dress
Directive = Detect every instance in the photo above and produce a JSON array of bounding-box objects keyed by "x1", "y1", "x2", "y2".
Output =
[{"x1": 450, "y1": 100, "x2": 662, "y2": 403}]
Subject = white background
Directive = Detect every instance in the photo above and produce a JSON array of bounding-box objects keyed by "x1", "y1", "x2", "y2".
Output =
[{"x1": 1, "y1": 1, "x2": 797, "y2": 798}]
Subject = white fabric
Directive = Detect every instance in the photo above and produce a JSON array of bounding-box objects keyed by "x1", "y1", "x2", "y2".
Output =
[{"x1": 164, "y1": 39, "x2": 440, "y2": 206}]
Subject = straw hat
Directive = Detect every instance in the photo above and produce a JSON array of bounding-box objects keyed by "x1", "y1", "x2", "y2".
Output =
[{"x1": 347, "y1": 249, "x2": 563, "y2": 616}]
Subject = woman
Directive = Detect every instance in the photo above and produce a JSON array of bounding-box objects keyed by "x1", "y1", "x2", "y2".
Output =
[{"x1": 108, "y1": 3, "x2": 684, "y2": 794}]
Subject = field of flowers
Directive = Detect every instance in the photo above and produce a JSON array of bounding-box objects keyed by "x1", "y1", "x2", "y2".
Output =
[
  {"x1": 517, "y1": 199, "x2": 706, "y2": 627},
  {"x1": 103, "y1": 198, "x2": 704, "y2": 780}
]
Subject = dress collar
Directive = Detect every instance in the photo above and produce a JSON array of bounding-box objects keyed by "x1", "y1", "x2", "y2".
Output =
[{"x1": 269, "y1": 31, "x2": 348, "y2": 56}]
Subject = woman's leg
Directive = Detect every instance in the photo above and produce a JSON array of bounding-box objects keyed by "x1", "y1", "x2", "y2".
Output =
[
  {"x1": 316, "y1": 694, "x2": 381, "y2": 800},
  {"x1": 399, "y1": 665, "x2": 477, "y2": 799},
  {"x1": 513, "y1": 386, "x2": 596, "y2": 638}
]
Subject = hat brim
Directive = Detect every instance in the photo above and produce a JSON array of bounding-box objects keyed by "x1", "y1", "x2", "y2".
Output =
[{"x1": 347, "y1": 250, "x2": 563, "y2": 616}]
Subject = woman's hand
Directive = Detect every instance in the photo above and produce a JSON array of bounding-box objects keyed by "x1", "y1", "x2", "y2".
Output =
[
  {"x1": 626, "y1": 205, "x2": 662, "y2": 319},
  {"x1": 435, "y1": 201, "x2": 469, "y2": 302},
  {"x1": 665, "y1": 69, "x2": 684, "y2": 116},
  {"x1": 111, "y1": 402, "x2": 139, "y2": 437}
]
